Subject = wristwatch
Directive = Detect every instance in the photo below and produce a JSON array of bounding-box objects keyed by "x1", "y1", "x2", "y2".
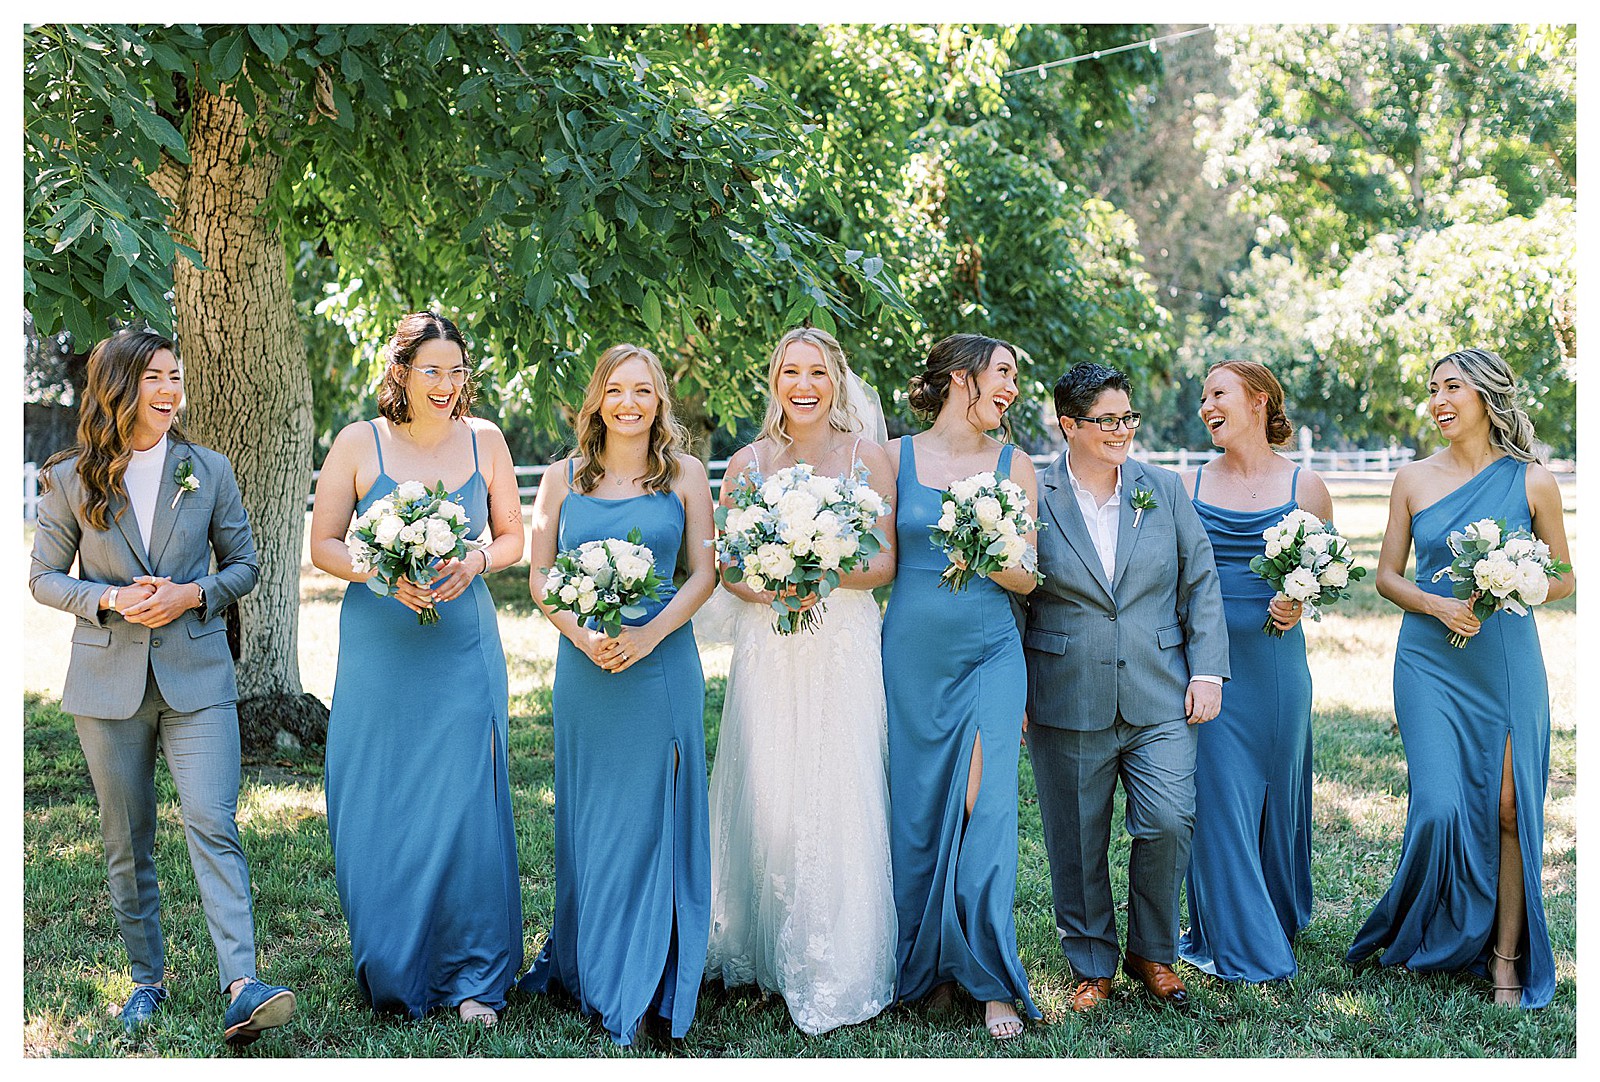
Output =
[
  {"x1": 106, "y1": 586, "x2": 120, "y2": 614},
  {"x1": 195, "y1": 582, "x2": 208, "y2": 618}
]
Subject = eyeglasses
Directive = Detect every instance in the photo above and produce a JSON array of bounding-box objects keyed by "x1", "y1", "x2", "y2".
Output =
[
  {"x1": 410, "y1": 366, "x2": 471, "y2": 386},
  {"x1": 1072, "y1": 412, "x2": 1141, "y2": 432}
]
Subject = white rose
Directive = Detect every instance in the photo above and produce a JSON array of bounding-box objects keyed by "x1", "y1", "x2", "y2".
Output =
[
  {"x1": 1303, "y1": 533, "x2": 1331, "y2": 555},
  {"x1": 1473, "y1": 553, "x2": 1519, "y2": 598},
  {"x1": 577, "y1": 575, "x2": 596, "y2": 594},
  {"x1": 1282, "y1": 566, "x2": 1320, "y2": 602},
  {"x1": 999, "y1": 479, "x2": 1025, "y2": 502},
  {"x1": 949, "y1": 476, "x2": 981, "y2": 504},
  {"x1": 812, "y1": 535, "x2": 843, "y2": 570},
  {"x1": 806, "y1": 475, "x2": 841, "y2": 504},
  {"x1": 971, "y1": 471, "x2": 997, "y2": 489},
  {"x1": 997, "y1": 515, "x2": 1020, "y2": 537},
  {"x1": 437, "y1": 500, "x2": 466, "y2": 524},
  {"x1": 1502, "y1": 537, "x2": 1536, "y2": 561},
  {"x1": 776, "y1": 489, "x2": 822, "y2": 525},
  {"x1": 1000, "y1": 533, "x2": 1028, "y2": 567},
  {"x1": 398, "y1": 520, "x2": 426, "y2": 544},
  {"x1": 760, "y1": 477, "x2": 787, "y2": 507},
  {"x1": 424, "y1": 518, "x2": 458, "y2": 556},
  {"x1": 373, "y1": 514, "x2": 404, "y2": 547},
  {"x1": 614, "y1": 553, "x2": 652, "y2": 586},
  {"x1": 973, "y1": 495, "x2": 1004, "y2": 531},
  {"x1": 746, "y1": 573, "x2": 767, "y2": 592},
  {"x1": 1286, "y1": 509, "x2": 1323, "y2": 535},
  {"x1": 1265, "y1": 539, "x2": 1283, "y2": 559},
  {"x1": 936, "y1": 507, "x2": 958, "y2": 533},
  {"x1": 857, "y1": 489, "x2": 887, "y2": 517},
  {"x1": 756, "y1": 543, "x2": 796, "y2": 580},
  {"x1": 1466, "y1": 518, "x2": 1502, "y2": 548},
  {"x1": 1317, "y1": 561, "x2": 1349, "y2": 588},
  {"x1": 1515, "y1": 562, "x2": 1550, "y2": 605},
  {"x1": 578, "y1": 545, "x2": 611, "y2": 574},
  {"x1": 577, "y1": 590, "x2": 598, "y2": 613},
  {"x1": 836, "y1": 531, "x2": 859, "y2": 558},
  {"x1": 1531, "y1": 539, "x2": 1551, "y2": 562},
  {"x1": 558, "y1": 584, "x2": 579, "y2": 605},
  {"x1": 395, "y1": 480, "x2": 427, "y2": 503}
]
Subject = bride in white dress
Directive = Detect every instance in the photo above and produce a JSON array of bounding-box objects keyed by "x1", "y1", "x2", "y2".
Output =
[{"x1": 705, "y1": 326, "x2": 898, "y2": 1035}]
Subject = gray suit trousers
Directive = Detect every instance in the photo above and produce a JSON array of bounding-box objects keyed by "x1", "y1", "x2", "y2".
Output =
[
  {"x1": 74, "y1": 668, "x2": 257, "y2": 993},
  {"x1": 1025, "y1": 716, "x2": 1198, "y2": 980}
]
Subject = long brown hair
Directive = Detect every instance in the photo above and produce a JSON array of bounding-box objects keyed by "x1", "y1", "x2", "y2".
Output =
[
  {"x1": 1207, "y1": 360, "x2": 1293, "y2": 447},
  {"x1": 1432, "y1": 348, "x2": 1541, "y2": 463},
  {"x1": 571, "y1": 344, "x2": 689, "y2": 494},
  {"x1": 907, "y1": 333, "x2": 1020, "y2": 439},
  {"x1": 376, "y1": 312, "x2": 475, "y2": 424},
  {"x1": 40, "y1": 330, "x2": 185, "y2": 531}
]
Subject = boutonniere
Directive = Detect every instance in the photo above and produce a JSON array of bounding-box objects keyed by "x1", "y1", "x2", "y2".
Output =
[
  {"x1": 1131, "y1": 487, "x2": 1157, "y2": 528},
  {"x1": 170, "y1": 459, "x2": 199, "y2": 509}
]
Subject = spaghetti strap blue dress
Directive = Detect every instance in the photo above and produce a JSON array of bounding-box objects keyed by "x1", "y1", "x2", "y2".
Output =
[
  {"x1": 325, "y1": 420, "x2": 523, "y2": 1016},
  {"x1": 882, "y1": 437, "x2": 1038, "y2": 1017},
  {"x1": 1346, "y1": 455, "x2": 1555, "y2": 1008},
  {"x1": 1179, "y1": 464, "x2": 1313, "y2": 982},
  {"x1": 519, "y1": 463, "x2": 711, "y2": 1044}
]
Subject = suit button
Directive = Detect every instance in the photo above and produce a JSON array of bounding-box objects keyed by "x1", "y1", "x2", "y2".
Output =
[
  {"x1": 1118, "y1": 659, "x2": 1127, "y2": 668},
  {"x1": 1108, "y1": 614, "x2": 1117, "y2": 621},
  {"x1": 151, "y1": 637, "x2": 162, "y2": 648}
]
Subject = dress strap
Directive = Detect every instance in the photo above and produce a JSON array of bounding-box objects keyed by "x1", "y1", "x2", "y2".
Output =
[
  {"x1": 1289, "y1": 465, "x2": 1301, "y2": 503},
  {"x1": 367, "y1": 419, "x2": 385, "y2": 472},
  {"x1": 566, "y1": 457, "x2": 575, "y2": 484},
  {"x1": 850, "y1": 437, "x2": 863, "y2": 471},
  {"x1": 998, "y1": 442, "x2": 1015, "y2": 475},
  {"x1": 900, "y1": 434, "x2": 917, "y2": 484},
  {"x1": 469, "y1": 422, "x2": 481, "y2": 472},
  {"x1": 1193, "y1": 463, "x2": 1205, "y2": 501},
  {"x1": 752, "y1": 441, "x2": 763, "y2": 476}
]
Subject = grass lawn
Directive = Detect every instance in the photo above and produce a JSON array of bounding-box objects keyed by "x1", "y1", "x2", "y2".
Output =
[{"x1": 20, "y1": 483, "x2": 1577, "y2": 1057}]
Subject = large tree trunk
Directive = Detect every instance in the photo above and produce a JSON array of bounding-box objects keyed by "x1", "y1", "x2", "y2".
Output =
[{"x1": 167, "y1": 87, "x2": 328, "y2": 755}]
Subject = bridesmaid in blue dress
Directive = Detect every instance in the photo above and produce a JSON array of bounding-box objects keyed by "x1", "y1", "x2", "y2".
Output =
[
  {"x1": 310, "y1": 312, "x2": 525, "y2": 1025},
  {"x1": 1347, "y1": 348, "x2": 1573, "y2": 1009},
  {"x1": 521, "y1": 343, "x2": 717, "y2": 1045},
  {"x1": 1179, "y1": 361, "x2": 1333, "y2": 982},
  {"x1": 883, "y1": 334, "x2": 1042, "y2": 1041}
]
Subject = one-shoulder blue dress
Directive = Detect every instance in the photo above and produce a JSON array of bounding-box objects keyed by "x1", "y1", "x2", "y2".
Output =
[
  {"x1": 1179, "y1": 465, "x2": 1313, "y2": 982},
  {"x1": 325, "y1": 420, "x2": 523, "y2": 1016},
  {"x1": 519, "y1": 465, "x2": 711, "y2": 1044},
  {"x1": 1347, "y1": 455, "x2": 1555, "y2": 1008},
  {"x1": 881, "y1": 437, "x2": 1039, "y2": 1017}
]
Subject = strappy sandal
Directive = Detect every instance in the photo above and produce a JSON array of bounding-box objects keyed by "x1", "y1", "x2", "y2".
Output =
[
  {"x1": 1489, "y1": 946, "x2": 1522, "y2": 1009},
  {"x1": 984, "y1": 1000, "x2": 1024, "y2": 1041},
  {"x1": 458, "y1": 998, "x2": 499, "y2": 1027}
]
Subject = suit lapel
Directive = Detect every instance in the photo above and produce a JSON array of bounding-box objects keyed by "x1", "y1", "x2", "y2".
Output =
[
  {"x1": 1041, "y1": 454, "x2": 1114, "y2": 601},
  {"x1": 111, "y1": 492, "x2": 153, "y2": 574},
  {"x1": 1110, "y1": 459, "x2": 1145, "y2": 590},
  {"x1": 147, "y1": 441, "x2": 188, "y2": 572}
]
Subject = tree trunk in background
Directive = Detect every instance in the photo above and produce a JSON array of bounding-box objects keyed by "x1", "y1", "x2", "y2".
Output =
[{"x1": 167, "y1": 87, "x2": 328, "y2": 754}]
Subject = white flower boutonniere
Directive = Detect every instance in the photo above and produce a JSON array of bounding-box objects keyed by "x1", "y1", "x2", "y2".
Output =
[
  {"x1": 170, "y1": 459, "x2": 200, "y2": 509},
  {"x1": 1131, "y1": 487, "x2": 1157, "y2": 528}
]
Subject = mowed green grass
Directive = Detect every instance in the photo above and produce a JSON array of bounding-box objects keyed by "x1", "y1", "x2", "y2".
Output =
[{"x1": 20, "y1": 483, "x2": 1577, "y2": 1057}]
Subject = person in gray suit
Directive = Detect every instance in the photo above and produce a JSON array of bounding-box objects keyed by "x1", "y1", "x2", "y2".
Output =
[
  {"x1": 29, "y1": 330, "x2": 296, "y2": 1046},
  {"x1": 1022, "y1": 362, "x2": 1229, "y2": 1013}
]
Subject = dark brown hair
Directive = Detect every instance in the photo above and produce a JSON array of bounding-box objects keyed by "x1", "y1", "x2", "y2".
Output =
[
  {"x1": 40, "y1": 330, "x2": 186, "y2": 531},
  {"x1": 907, "y1": 333, "x2": 1019, "y2": 436},
  {"x1": 1431, "y1": 348, "x2": 1541, "y2": 462},
  {"x1": 376, "y1": 312, "x2": 474, "y2": 424},
  {"x1": 1207, "y1": 360, "x2": 1293, "y2": 447}
]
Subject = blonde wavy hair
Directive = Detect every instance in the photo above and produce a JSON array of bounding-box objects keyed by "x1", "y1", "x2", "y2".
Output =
[
  {"x1": 572, "y1": 343, "x2": 690, "y2": 494},
  {"x1": 757, "y1": 327, "x2": 861, "y2": 451}
]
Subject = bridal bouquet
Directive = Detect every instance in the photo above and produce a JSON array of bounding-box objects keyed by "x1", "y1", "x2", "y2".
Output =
[
  {"x1": 1430, "y1": 517, "x2": 1571, "y2": 648},
  {"x1": 1249, "y1": 508, "x2": 1366, "y2": 637},
  {"x1": 347, "y1": 479, "x2": 478, "y2": 625},
  {"x1": 715, "y1": 462, "x2": 890, "y2": 635},
  {"x1": 928, "y1": 471, "x2": 1044, "y2": 593},
  {"x1": 541, "y1": 528, "x2": 665, "y2": 638}
]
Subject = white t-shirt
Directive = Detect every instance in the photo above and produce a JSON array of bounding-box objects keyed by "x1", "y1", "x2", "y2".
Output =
[{"x1": 124, "y1": 435, "x2": 168, "y2": 554}]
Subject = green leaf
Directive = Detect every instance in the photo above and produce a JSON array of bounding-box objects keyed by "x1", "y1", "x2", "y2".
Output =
[
  {"x1": 104, "y1": 218, "x2": 141, "y2": 265},
  {"x1": 610, "y1": 140, "x2": 642, "y2": 180},
  {"x1": 641, "y1": 290, "x2": 661, "y2": 332},
  {"x1": 247, "y1": 24, "x2": 289, "y2": 64},
  {"x1": 212, "y1": 34, "x2": 245, "y2": 82},
  {"x1": 426, "y1": 27, "x2": 450, "y2": 66},
  {"x1": 53, "y1": 209, "x2": 96, "y2": 253}
]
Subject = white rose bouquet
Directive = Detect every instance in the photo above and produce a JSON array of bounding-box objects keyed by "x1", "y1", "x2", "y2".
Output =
[
  {"x1": 928, "y1": 471, "x2": 1044, "y2": 593},
  {"x1": 1248, "y1": 508, "x2": 1367, "y2": 637},
  {"x1": 541, "y1": 527, "x2": 666, "y2": 638},
  {"x1": 1430, "y1": 517, "x2": 1571, "y2": 648},
  {"x1": 715, "y1": 462, "x2": 890, "y2": 635},
  {"x1": 347, "y1": 479, "x2": 478, "y2": 626}
]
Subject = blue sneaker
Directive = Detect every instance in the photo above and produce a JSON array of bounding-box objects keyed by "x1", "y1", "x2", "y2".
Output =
[
  {"x1": 223, "y1": 979, "x2": 296, "y2": 1047},
  {"x1": 120, "y1": 985, "x2": 168, "y2": 1036}
]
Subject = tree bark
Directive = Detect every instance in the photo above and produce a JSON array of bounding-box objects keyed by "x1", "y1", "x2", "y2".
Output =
[{"x1": 167, "y1": 87, "x2": 328, "y2": 754}]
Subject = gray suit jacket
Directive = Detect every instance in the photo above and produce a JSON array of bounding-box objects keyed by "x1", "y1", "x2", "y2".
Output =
[
  {"x1": 1023, "y1": 454, "x2": 1228, "y2": 730},
  {"x1": 29, "y1": 440, "x2": 259, "y2": 719}
]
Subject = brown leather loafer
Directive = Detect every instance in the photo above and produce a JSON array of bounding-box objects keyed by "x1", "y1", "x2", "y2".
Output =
[
  {"x1": 1068, "y1": 977, "x2": 1114, "y2": 1013},
  {"x1": 1123, "y1": 952, "x2": 1189, "y2": 1008}
]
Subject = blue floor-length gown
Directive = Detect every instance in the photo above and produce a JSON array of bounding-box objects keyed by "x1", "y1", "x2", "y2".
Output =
[
  {"x1": 882, "y1": 437, "x2": 1039, "y2": 1017},
  {"x1": 325, "y1": 421, "x2": 523, "y2": 1016},
  {"x1": 520, "y1": 467, "x2": 711, "y2": 1044},
  {"x1": 1178, "y1": 465, "x2": 1314, "y2": 982},
  {"x1": 1346, "y1": 454, "x2": 1555, "y2": 1008}
]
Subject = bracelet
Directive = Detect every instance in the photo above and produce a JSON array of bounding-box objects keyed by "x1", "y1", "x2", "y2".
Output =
[{"x1": 479, "y1": 548, "x2": 492, "y2": 575}]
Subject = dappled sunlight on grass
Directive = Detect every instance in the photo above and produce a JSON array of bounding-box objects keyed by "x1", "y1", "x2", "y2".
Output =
[{"x1": 237, "y1": 782, "x2": 327, "y2": 827}]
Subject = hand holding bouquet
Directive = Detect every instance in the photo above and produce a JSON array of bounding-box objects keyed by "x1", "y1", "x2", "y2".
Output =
[
  {"x1": 1249, "y1": 508, "x2": 1366, "y2": 637},
  {"x1": 541, "y1": 527, "x2": 665, "y2": 638},
  {"x1": 715, "y1": 462, "x2": 890, "y2": 635},
  {"x1": 347, "y1": 479, "x2": 477, "y2": 625},
  {"x1": 928, "y1": 471, "x2": 1044, "y2": 593},
  {"x1": 1430, "y1": 517, "x2": 1571, "y2": 648}
]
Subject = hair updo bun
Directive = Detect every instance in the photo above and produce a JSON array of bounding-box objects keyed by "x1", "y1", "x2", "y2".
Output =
[{"x1": 906, "y1": 372, "x2": 944, "y2": 416}]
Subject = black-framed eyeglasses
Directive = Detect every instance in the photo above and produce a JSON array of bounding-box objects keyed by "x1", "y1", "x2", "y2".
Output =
[{"x1": 1072, "y1": 412, "x2": 1141, "y2": 432}]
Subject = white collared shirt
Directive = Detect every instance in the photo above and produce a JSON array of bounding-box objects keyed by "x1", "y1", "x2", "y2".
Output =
[
  {"x1": 1061, "y1": 452, "x2": 1222, "y2": 687},
  {"x1": 124, "y1": 435, "x2": 168, "y2": 554},
  {"x1": 1063, "y1": 453, "x2": 1121, "y2": 582}
]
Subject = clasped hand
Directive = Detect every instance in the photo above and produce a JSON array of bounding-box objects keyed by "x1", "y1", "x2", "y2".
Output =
[
  {"x1": 392, "y1": 554, "x2": 481, "y2": 614},
  {"x1": 584, "y1": 626, "x2": 661, "y2": 675},
  {"x1": 118, "y1": 576, "x2": 195, "y2": 628},
  {"x1": 1267, "y1": 595, "x2": 1305, "y2": 631}
]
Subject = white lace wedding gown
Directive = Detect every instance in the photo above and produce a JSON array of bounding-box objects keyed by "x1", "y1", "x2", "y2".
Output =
[{"x1": 705, "y1": 582, "x2": 898, "y2": 1034}]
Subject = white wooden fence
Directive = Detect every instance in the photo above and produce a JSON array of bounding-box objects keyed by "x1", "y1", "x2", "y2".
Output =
[{"x1": 19, "y1": 446, "x2": 1429, "y2": 520}]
